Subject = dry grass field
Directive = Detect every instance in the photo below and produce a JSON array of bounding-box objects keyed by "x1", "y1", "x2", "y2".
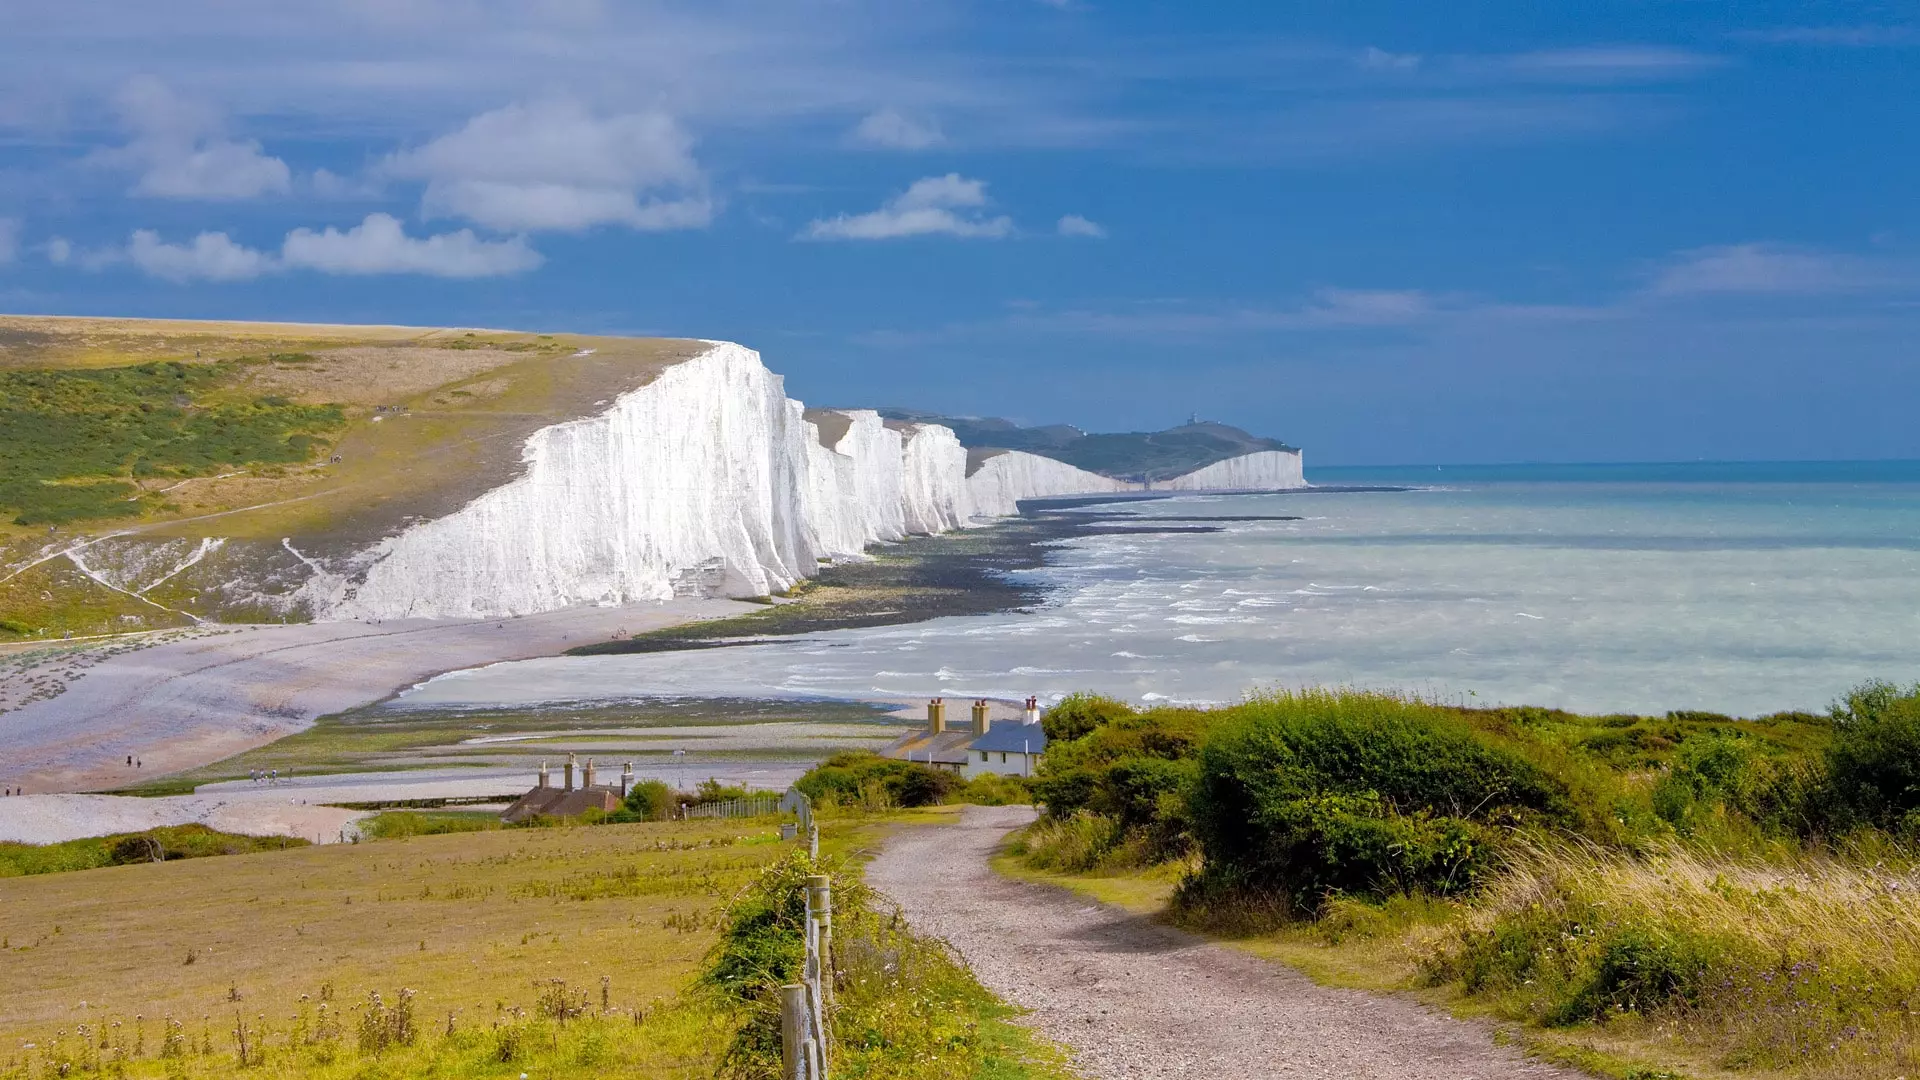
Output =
[{"x1": 0, "y1": 817, "x2": 812, "y2": 1078}]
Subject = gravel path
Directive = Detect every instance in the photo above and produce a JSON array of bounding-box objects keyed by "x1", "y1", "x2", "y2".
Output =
[{"x1": 866, "y1": 805, "x2": 1582, "y2": 1080}]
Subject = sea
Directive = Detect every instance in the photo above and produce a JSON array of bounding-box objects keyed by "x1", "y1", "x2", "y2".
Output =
[{"x1": 398, "y1": 462, "x2": 1920, "y2": 719}]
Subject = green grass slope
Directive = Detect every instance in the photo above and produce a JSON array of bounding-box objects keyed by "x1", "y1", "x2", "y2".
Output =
[{"x1": 0, "y1": 315, "x2": 705, "y2": 639}]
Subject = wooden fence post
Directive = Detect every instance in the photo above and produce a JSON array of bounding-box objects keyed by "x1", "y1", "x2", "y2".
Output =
[{"x1": 780, "y1": 983, "x2": 810, "y2": 1080}]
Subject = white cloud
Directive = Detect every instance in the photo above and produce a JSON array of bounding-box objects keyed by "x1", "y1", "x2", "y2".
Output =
[
  {"x1": 0, "y1": 219, "x2": 18, "y2": 264},
  {"x1": 45, "y1": 236, "x2": 71, "y2": 265},
  {"x1": 1650, "y1": 243, "x2": 1895, "y2": 296},
  {"x1": 801, "y1": 173, "x2": 1013, "y2": 240},
  {"x1": 104, "y1": 76, "x2": 292, "y2": 200},
  {"x1": 851, "y1": 108, "x2": 944, "y2": 149},
  {"x1": 281, "y1": 213, "x2": 542, "y2": 277},
  {"x1": 127, "y1": 228, "x2": 275, "y2": 282},
  {"x1": 1360, "y1": 47, "x2": 1421, "y2": 71},
  {"x1": 107, "y1": 214, "x2": 542, "y2": 282},
  {"x1": 1302, "y1": 288, "x2": 1433, "y2": 324},
  {"x1": 1056, "y1": 214, "x2": 1106, "y2": 238},
  {"x1": 384, "y1": 100, "x2": 711, "y2": 232}
]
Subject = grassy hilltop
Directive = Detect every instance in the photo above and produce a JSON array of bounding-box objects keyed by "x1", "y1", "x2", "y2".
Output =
[{"x1": 0, "y1": 316, "x2": 703, "y2": 638}]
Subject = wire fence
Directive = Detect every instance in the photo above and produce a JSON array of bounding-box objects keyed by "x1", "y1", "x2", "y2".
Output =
[{"x1": 682, "y1": 794, "x2": 783, "y2": 820}]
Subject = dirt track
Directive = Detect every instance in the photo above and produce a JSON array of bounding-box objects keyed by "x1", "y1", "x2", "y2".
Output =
[{"x1": 866, "y1": 805, "x2": 1581, "y2": 1080}]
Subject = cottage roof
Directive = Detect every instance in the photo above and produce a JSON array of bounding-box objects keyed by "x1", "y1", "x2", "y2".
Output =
[
  {"x1": 969, "y1": 722, "x2": 1047, "y2": 754},
  {"x1": 501, "y1": 785, "x2": 621, "y2": 823},
  {"x1": 879, "y1": 729, "x2": 975, "y2": 766}
]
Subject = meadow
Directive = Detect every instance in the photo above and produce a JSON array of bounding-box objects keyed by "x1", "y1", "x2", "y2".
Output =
[{"x1": 0, "y1": 808, "x2": 1066, "y2": 1080}]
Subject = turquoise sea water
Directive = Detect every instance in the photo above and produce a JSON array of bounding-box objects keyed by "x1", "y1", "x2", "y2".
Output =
[{"x1": 403, "y1": 462, "x2": 1920, "y2": 718}]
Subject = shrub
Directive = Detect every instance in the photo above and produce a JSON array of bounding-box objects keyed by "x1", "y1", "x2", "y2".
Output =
[
  {"x1": 1030, "y1": 706, "x2": 1211, "y2": 823},
  {"x1": 795, "y1": 752, "x2": 961, "y2": 808},
  {"x1": 694, "y1": 779, "x2": 751, "y2": 806},
  {"x1": 1040, "y1": 692, "x2": 1136, "y2": 743},
  {"x1": 621, "y1": 779, "x2": 676, "y2": 821},
  {"x1": 955, "y1": 771, "x2": 1031, "y2": 806},
  {"x1": 1011, "y1": 811, "x2": 1125, "y2": 873},
  {"x1": 1825, "y1": 680, "x2": 1920, "y2": 833},
  {"x1": 1185, "y1": 690, "x2": 1574, "y2": 912}
]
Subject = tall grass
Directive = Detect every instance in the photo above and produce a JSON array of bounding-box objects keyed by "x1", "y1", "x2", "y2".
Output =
[{"x1": 1426, "y1": 840, "x2": 1920, "y2": 1072}]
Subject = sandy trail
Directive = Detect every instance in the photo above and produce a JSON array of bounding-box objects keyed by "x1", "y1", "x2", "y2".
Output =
[
  {"x1": 867, "y1": 805, "x2": 1581, "y2": 1080},
  {"x1": 0, "y1": 599, "x2": 745, "y2": 793}
]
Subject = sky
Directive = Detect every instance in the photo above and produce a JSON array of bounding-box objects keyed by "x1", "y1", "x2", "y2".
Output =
[{"x1": 2, "y1": 1, "x2": 1917, "y2": 466}]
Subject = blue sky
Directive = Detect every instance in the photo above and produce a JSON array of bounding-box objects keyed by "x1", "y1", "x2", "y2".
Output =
[{"x1": 2, "y1": 1, "x2": 1917, "y2": 465}]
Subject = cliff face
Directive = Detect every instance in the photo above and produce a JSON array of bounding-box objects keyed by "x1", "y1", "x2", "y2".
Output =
[
  {"x1": 313, "y1": 342, "x2": 825, "y2": 619},
  {"x1": 1158, "y1": 449, "x2": 1305, "y2": 491},
  {"x1": 307, "y1": 345, "x2": 1150, "y2": 621},
  {"x1": 966, "y1": 450, "x2": 1135, "y2": 517},
  {"x1": 295, "y1": 343, "x2": 1304, "y2": 621}
]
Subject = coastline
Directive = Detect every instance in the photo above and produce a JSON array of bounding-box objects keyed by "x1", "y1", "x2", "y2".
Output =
[{"x1": 0, "y1": 599, "x2": 748, "y2": 795}]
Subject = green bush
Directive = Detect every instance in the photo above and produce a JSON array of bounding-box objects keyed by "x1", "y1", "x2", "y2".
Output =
[
  {"x1": 1039, "y1": 692, "x2": 1136, "y2": 743},
  {"x1": 794, "y1": 752, "x2": 961, "y2": 808},
  {"x1": 1825, "y1": 680, "x2": 1920, "y2": 834},
  {"x1": 955, "y1": 771, "x2": 1031, "y2": 805},
  {"x1": 620, "y1": 779, "x2": 676, "y2": 821},
  {"x1": 1010, "y1": 811, "x2": 1125, "y2": 872},
  {"x1": 1185, "y1": 690, "x2": 1574, "y2": 913},
  {"x1": 693, "y1": 779, "x2": 751, "y2": 805}
]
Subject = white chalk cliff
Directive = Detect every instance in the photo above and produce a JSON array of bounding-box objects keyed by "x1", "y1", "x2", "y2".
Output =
[
  {"x1": 966, "y1": 450, "x2": 1133, "y2": 517},
  {"x1": 1158, "y1": 449, "x2": 1305, "y2": 491},
  {"x1": 304, "y1": 342, "x2": 1304, "y2": 621}
]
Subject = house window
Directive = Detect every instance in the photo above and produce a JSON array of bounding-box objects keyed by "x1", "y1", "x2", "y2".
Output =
[
  {"x1": 979, "y1": 751, "x2": 988, "y2": 761},
  {"x1": 999, "y1": 752, "x2": 1007, "y2": 763}
]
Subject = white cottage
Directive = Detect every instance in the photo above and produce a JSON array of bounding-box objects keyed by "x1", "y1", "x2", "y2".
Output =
[{"x1": 879, "y1": 696, "x2": 1049, "y2": 779}]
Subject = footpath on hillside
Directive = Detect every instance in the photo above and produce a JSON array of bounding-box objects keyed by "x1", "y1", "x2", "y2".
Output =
[{"x1": 867, "y1": 804, "x2": 1582, "y2": 1080}]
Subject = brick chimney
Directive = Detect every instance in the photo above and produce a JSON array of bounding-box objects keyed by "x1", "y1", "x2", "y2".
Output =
[
  {"x1": 538, "y1": 760, "x2": 550, "y2": 789},
  {"x1": 927, "y1": 697, "x2": 947, "y2": 734},
  {"x1": 565, "y1": 753, "x2": 577, "y2": 791},
  {"x1": 971, "y1": 700, "x2": 991, "y2": 736},
  {"x1": 583, "y1": 758, "x2": 597, "y2": 789},
  {"x1": 1025, "y1": 696, "x2": 1040, "y2": 725}
]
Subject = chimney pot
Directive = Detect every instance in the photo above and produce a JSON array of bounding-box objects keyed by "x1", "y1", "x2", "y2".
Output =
[
  {"x1": 928, "y1": 697, "x2": 947, "y2": 734},
  {"x1": 583, "y1": 758, "x2": 596, "y2": 790},
  {"x1": 971, "y1": 699, "x2": 991, "y2": 736},
  {"x1": 565, "y1": 753, "x2": 577, "y2": 792},
  {"x1": 538, "y1": 761, "x2": 549, "y2": 789}
]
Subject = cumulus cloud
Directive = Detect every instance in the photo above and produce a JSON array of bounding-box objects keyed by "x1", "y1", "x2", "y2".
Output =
[
  {"x1": 801, "y1": 173, "x2": 1013, "y2": 240},
  {"x1": 1650, "y1": 243, "x2": 1894, "y2": 296},
  {"x1": 105, "y1": 214, "x2": 543, "y2": 282},
  {"x1": 127, "y1": 228, "x2": 275, "y2": 282},
  {"x1": 384, "y1": 100, "x2": 711, "y2": 232},
  {"x1": 281, "y1": 213, "x2": 542, "y2": 277},
  {"x1": 102, "y1": 76, "x2": 292, "y2": 200},
  {"x1": 1056, "y1": 214, "x2": 1106, "y2": 238},
  {"x1": 850, "y1": 108, "x2": 944, "y2": 149}
]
